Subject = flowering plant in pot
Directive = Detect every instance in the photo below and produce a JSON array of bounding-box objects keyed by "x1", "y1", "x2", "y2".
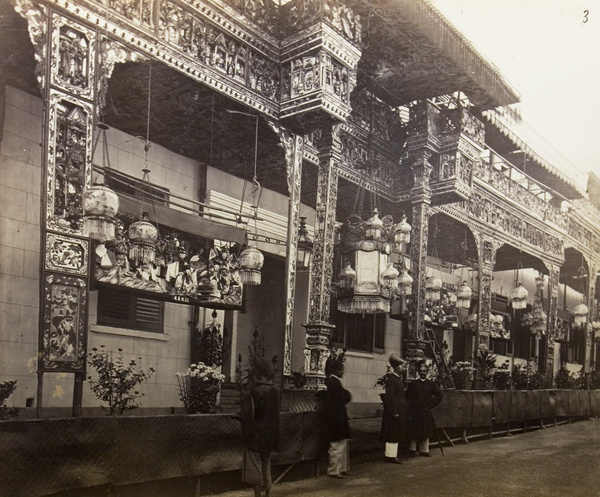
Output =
[{"x1": 176, "y1": 363, "x2": 225, "y2": 414}]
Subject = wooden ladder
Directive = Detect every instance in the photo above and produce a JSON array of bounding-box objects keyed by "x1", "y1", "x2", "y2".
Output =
[{"x1": 425, "y1": 326, "x2": 455, "y2": 389}]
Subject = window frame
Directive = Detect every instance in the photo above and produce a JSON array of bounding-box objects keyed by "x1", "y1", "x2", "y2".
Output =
[{"x1": 330, "y1": 297, "x2": 386, "y2": 354}]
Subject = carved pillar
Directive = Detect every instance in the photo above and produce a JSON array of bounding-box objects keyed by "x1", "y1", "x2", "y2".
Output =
[
  {"x1": 405, "y1": 151, "x2": 433, "y2": 362},
  {"x1": 473, "y1": 234, "x2": 500, "y2": 352},
  {"x1": 584, "y1": 262, "x2": 597, "y2": 388},
  {"x1": 269, "y1": 124, "x2": 304, "y2": 376},
  {"x1": 545, "y1": 263, "x2": 560, "y2": 379},
  {"x1": 303, "y1": 125, "x2": 341, "y2": 385}
]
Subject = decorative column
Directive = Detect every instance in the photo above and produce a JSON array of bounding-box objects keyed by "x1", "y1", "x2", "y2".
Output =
[
  {"x1": 269, "y1": 124, "x2": 304, "y2": 376},
  {"x1": 14, "y1": 0, "x2": 142, "y2": 415},
  {"x1": 405, "y1": 151, "x2": 433, "y2": 363},
  {"x1": 303, "y1": 125, "x2": 341, "y2": 385},
  {"x1": 473, "y1": 234, "x2": 500, "y2": 352},
  {"x1": 584, "y1": 262, "x2": 597, "y2": 389},
  {"x1": 545, "y1": 263, "x2": 560, "y2": 379}
]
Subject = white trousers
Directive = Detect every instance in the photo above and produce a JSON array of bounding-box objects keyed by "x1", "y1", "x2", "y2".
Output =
[
  {"x1": 385, "y1": 442, "x2": 399, "y2": 458},
  {"x1": 327, "y1": 439, "x2": 350, "y2": 476},
  {"x1": 409, "y1": 438, "x2": 429, "y2": 453}
]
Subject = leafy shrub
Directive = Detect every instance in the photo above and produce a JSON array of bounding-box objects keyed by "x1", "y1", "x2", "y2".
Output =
[
  {"x1": 288, "y1": 368, "x2": 308, "y2": 389},
  {"x1": 451, "y1": 361, "x2": 474, "y2": 390},
  {"x1": 87, "y1": 346, "x2": 155, "y2": 416},
  {"x1": 554, "y1": 367, "x2": 583, "y2": 390}
]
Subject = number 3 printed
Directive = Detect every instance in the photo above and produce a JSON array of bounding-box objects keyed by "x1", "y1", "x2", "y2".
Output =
[{"x1": 583, "y1": 10, "x2": 589, "y2": 23}]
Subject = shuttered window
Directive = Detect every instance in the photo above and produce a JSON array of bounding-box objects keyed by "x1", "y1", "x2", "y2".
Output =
[
  {"x1": 330, "y1": 296, "x2": 386, "y2": 353},
  {"x1": 97, "y1": 289, "x2": 164, "y2": 333}
]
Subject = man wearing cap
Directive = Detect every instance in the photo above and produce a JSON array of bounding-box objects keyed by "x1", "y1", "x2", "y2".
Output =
[
  {"x1": 380, "y1": 354, "x2": 407, "y2": 464},
  {"x1": 406, "y1": 361, "x2": 443, "y2": 457}
]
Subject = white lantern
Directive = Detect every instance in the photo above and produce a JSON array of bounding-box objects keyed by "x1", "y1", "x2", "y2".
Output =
[
  {"x1": 510, "y1": 283, "x2": 528, "y2": 309},
  {"x1": 128, "y1": 212, "x2": 159, "y2": 266},
  {"x1": 338, "y1": 262, "x2": 356, "y2": 289},
  {"x1": 365, "y1": 209, "x2": 383, "y2": 240},
  {"x1": 82, "y1": 185, "x2": 119, "y2": 242},
  {"x1": 426, "y1": 275, "x2": 443, "y2": 301},
  {"x1": 393, "y1": 213, "x2": 411, "y2": 251},
  {"x1": 382, "y1": 263, "x2": 399, "y2": 290},
  {"x1": 397, "y1": 268, "x2": 413, "y2": 296},
  {"x1": 239, "y1": 246, "x2": 264, "y2": 285},
  {"x1": 456, "y1": 281, "x2": 472, "y2": 309},
  {"x1": 574, "y1": 303, "x2": 589, "y2": 326}
]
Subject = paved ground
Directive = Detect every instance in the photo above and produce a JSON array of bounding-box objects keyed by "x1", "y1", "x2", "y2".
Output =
[{"x1": 215, "y1": 419, "x2": 600, "y2": 497}]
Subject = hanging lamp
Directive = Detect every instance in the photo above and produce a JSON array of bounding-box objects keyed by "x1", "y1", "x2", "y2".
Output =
[
  {"x1": 426, "y1": 274, "x2": 443, "y2": 301},
  {"x1": 510, "y1": 252, "x2": 528, "y2": 309},
  {"x1": 83, "y1": 122, "x2": 119, "y2": 241},
  {"x1": 397, "y1": 265, "x2": 413, "y2": 296},
  {"x1": 392, "y1": 212, "x2": 411, "y2": 252},
  {"x1": 456, "y1": 281, "x2": 472, "y2": 309},
  {"x1": 237, "y1": 112, "x2": 264, "y2": 285},
  {"x1": 296, "y1": 216, "x2": 313, "y2": 270},
  {"x1": 573, "y1": 261, "x2": 589, "y2": 327},
  {"x1": 382, "y1": 263, "x2": 399, "y2": 290},
  {"x1": 129, "y1": 64, "x2": 159, "y2": 267}
]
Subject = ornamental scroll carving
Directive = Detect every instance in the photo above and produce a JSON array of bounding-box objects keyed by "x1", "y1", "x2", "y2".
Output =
[{"x1": 13, "y1": 0, "x2": 48, "y2": 90}]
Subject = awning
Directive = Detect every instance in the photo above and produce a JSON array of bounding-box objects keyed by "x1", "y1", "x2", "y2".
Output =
[
  {"x1": 483, "y1": 109, "x2": 587, "y2": 199},
  {"x1": 118, "y1": 195, "x2": 248, "y2": 244}
]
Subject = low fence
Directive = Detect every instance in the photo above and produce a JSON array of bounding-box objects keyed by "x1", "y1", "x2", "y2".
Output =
[
  {"x1": 1, "y1": 390, "x2": 599, "y2": 497},
  {"x1": 431, "y1": 389, "x2": 600, "y2": 429}
]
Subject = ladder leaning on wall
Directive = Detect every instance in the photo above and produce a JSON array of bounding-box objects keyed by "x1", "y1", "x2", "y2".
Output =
[{"x1": 425, "y1": 326, "x2": 455, "y2": 389}]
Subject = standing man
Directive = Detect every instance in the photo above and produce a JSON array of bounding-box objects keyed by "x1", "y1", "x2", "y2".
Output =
[
  {"x1": 380, "y1": 354, "x2": 407, "y2": 464},
  {"x1": 406, "y1": 360, "x2": 443, "y2": 457},
  {"x1": 240, "y1": 359, "x2": 280, "y2": 497},
  {"x1": 324, "y1": 361, "x2": 352, "y2": 478}
]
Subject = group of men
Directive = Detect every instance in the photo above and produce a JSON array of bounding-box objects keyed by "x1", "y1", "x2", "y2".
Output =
[
  {"x1": 324, "y1": 354, "x2": 443, "y2": 478},
  {"x1": 236, "y1": 354, "x2": 444, "y2": 496}
]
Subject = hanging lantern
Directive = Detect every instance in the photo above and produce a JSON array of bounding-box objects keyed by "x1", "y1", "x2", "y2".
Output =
[
  {"x1": 521, "y1": 312, "x2": 534, "y2": 327},
  {"x1": 397, "y1": 268, "x2": 413, "y2": 296},
  {"x1": 83, "y1": 122, "x2": 119, "y2": 241},
  {"x1": 532, "y1": 310, "x2": 547, "y2": 335},
  {"x1": 238, "y1": 246, "x2": 264, "y2": 285},
  {"x1": 574, "y1": 303, "x2": 589, "y2": 326},
  {"x1": 339, "y1": 262, "x2": 356, "y2": 289},
  {"x1": 592, "y1": 321, "x2": 600, "y2": 341},
  {"x1": 426, "y1": 275, "x2": 443, "y2": 301},
  {"x1": 510, "y1": 283, "x2": 528, "y2": 309},
  {"x1": 128, "y1": 212, "x2": 158, "y2": 266},
  {"x1": 393, "y1": 213, "x2": 411, "y2": 252},
  {"x1": 82, "y1": 185, "x2": 119, "y2": 241},
  {"x1": 296, "y1": 216, "x2": 313, "y2": 270},
  {"x1": 456, "y1": 281, "x2": 472, "y2": 309},
  {"x1": 382, "y1": 263, "x2": 399, "y2": 290},
  {"x1": 365, "y1": 209, "x2": 383, "y2": 240},
  {"x1": 464, "y1": 312, "x2": 478, "y2": 332}
]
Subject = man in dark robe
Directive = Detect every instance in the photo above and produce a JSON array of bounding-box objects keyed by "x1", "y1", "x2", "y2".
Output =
[
  {"x1": 406, "y1": 360, "x2": 443, "y2": 457},
  {"x1": 380, "y1": 353, "x2": 407, "y2": 464},
  {"x1": 324, "y1": 361, "x2": 352, "y2": 478},
  {"x1": 240, "y1": 359, "x2": 280, "y2": 497}
]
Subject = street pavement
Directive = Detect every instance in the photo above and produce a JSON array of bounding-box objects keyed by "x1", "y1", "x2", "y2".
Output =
[{"x1": 213, "y1": 419, "x2": 600, "y2": 497}]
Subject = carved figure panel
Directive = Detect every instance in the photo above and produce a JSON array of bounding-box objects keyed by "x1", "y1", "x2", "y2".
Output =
[
  {"x1": 51, "y1": 16, "x2": 96, "y2": 99},
  {"x1": 103, "y1": 0, "x2": 154, "y2": 28},
  {"x1": 158, "y1": 1, "x2": 279, "y2": 101},
  {"x1": 40, "y1": 273, "x2": 88, "y2": 372}
]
